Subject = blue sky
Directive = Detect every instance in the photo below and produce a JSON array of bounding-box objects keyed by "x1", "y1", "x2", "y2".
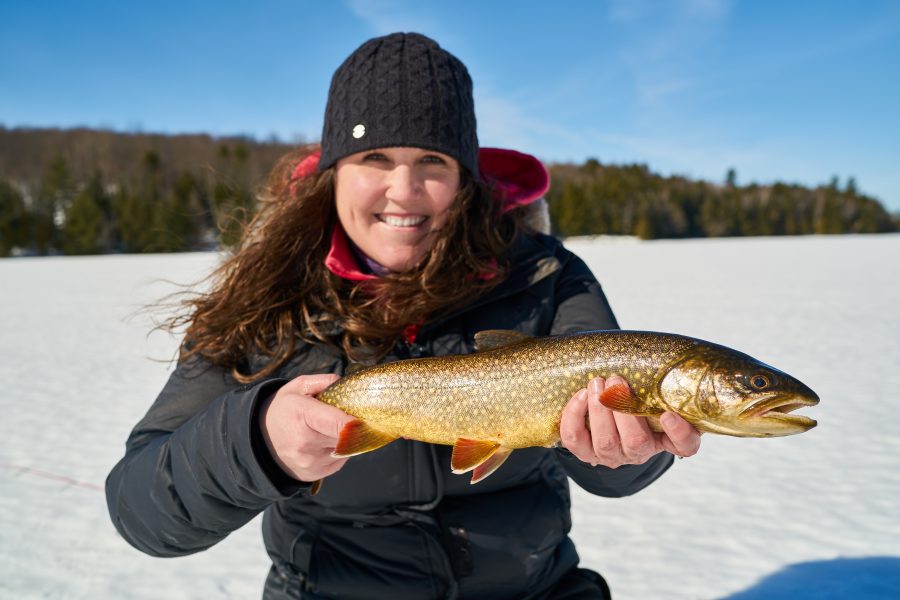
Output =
[{"x1": 2, "y1": 0, "x2": 899, "y2": 211}]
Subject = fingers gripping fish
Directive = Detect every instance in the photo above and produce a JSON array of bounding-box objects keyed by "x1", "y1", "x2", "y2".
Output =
[{"x1": 315, "y1": 330, "x2": 819, "y2": 490}]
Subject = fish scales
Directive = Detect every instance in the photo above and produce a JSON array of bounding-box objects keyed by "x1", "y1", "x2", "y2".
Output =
[
  {"x1": 314, "y1": 329, "x2": 818, "y2": 487},
  {"x1": 319, "y1": 331, "x2": 698, "y2": 448}
]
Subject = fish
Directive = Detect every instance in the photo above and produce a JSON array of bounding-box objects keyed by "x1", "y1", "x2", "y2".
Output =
[{"x1": 316, "y1": 329, "x2": 819, "y2": 486}]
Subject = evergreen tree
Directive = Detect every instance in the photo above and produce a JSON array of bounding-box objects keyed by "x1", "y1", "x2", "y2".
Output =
[
  {"x1": 155, "y1": 171, "x2": 202, "y2": 252},
  {"x1": 0, "y1": 180, "x2": 30, "y2": 256},
  {"x1": 549, "y1": 180, "x2": 590, "y2": 237},
  {"x1": 34, "y1": 155, "x2": 75, "y2": 254},
  {"x1": 725, "y1": 168, "x2": 737, "y2": 189},
  {"x1": 62, "y1": 174, "x2": 105, "y2": 254},
  {"x1": 114, "y1": 189, "x2": 156, "y2": 252},
  {"x1": 633, "y1": 197, "x2": 657, "y2": 239}
]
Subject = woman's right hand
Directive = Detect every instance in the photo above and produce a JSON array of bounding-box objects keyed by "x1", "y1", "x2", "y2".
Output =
[{"x1": 258, "y1": 373, "x2": 355, "y2": 484}]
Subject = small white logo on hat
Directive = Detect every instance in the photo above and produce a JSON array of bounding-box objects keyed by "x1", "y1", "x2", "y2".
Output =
[{"x1": 352, "y1": 124, "x2": 366, "y2": 139}]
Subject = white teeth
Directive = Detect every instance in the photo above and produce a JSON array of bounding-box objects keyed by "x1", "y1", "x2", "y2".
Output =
[{"x1": 379, "y1": 215, "x2": 427, "y2": 227}]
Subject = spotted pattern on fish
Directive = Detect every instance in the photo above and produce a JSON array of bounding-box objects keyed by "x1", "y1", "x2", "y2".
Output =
[
  {"x1": 320, "y1": 331, "x2": 702, "y2": 448},
  {"x1": 314, "y1": 330, "x2": 818, "y2": 488}
]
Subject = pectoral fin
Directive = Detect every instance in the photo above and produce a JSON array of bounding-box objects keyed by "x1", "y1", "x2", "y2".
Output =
[
  {"x1": 473, "y1": 330, "x2": 532, "y2": 351},
  {"x1": 470, "y1": 447, "x2": 513, "y2": 483},
  {"x1": 599, "y1": 383, "x2": 662, "y2": 415},
  {"x1": 333, "y1": 419, "x2": 398, "y2": 457},
  {"x1": 451, "y1": 438, "x2": 500, "y2": 474}
]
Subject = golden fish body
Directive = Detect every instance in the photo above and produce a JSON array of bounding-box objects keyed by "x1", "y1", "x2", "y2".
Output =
[{"x1": 317, "y1": 330, "x2": 818, "y2": 483}]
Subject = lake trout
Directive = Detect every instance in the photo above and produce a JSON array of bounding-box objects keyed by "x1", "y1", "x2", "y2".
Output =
[{"x1": 317, "y1": 329, "x2": 819, "y2": 485}]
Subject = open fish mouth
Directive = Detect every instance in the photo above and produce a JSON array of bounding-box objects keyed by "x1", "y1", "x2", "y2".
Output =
[{"x1": 740, "y1": 394, "x2": 819, "y2": 429}]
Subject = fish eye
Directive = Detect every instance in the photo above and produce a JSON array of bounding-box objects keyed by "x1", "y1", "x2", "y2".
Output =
[{"x1": 750, "y1": 375, "x2": 770, "y2": 390}]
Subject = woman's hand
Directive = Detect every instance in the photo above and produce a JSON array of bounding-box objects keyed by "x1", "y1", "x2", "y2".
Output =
[
  {"x1": 559, "y1": 376, "x2": 701, "y2": 468},
  {"x1": 258, "y1": 373, "x2": 355, "y2": 484}
]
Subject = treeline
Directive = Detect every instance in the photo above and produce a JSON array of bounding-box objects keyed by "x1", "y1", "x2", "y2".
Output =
[
  {"x1": 547, "y1": 161, "x2": 897, "y2": 239},
  {"x1": 0, "y1": 126, "x2": 298, "y2": 256},
  {"x1": 1, "y1": 127, "x2": 897, "y2": 257}
]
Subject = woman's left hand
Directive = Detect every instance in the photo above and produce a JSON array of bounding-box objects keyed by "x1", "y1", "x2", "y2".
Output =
[{"x1": 559, "y1": 375, "x2": 701, "y2": 468}]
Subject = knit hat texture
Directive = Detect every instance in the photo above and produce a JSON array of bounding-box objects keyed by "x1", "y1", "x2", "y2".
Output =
[{"x1": 318, "y1": 32, "x2": 479, "y2": 177}]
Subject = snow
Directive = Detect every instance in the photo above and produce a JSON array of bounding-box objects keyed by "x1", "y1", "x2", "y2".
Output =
[{"x1": 2, "y1": 234, "x2": 899, "y2": 599}]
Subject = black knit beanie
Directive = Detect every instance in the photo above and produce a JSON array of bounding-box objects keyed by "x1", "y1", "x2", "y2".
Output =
[{"x1": 318, "y1": 32, "x2": 479, "y2": 177}]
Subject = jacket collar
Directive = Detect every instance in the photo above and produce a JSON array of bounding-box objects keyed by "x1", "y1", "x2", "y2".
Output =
[
  {"x1": 414, "y1": 233, "x2": 563, "y2": 339},
  {"x1": 324, "y1": 225, "x2": 378, "y2": 282}
]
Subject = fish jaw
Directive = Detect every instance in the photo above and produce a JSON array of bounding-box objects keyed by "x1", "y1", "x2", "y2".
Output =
[{"x1": 733, "y1": 391, "x2": 820, "y2": 436}]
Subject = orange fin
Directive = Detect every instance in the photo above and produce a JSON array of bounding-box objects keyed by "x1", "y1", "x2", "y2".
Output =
[
  {"x1": 309, "y1": 479, "x2": 323, "y2": 496},
  {"x1": 599, "y1": 383, "x2": 659, "y2": 415},
  {"x1": 473, "y1": 330, "x2": 531, "y2": 351},
  {"x1": 333, "y1": 419, "x2": 398, "y2": 457},
  {"x1": 470, "y1": 447, "x2": 513, "y2": 484},
  {"x1": 451, "y1": 438, "x2": 500, "y2": 474}
]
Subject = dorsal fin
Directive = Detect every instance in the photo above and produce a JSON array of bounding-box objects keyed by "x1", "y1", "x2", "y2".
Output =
[
  {"x1": 345, "y1": 361, "x2": 369, "y2": 376},
  {"x1": 473, "y1": 330, "x2": 532, "y2": 351}
]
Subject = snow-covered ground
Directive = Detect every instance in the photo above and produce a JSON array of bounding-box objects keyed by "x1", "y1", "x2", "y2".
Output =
[{"x1": 2, "y1": 234, "x2": 898, "y2": 599}]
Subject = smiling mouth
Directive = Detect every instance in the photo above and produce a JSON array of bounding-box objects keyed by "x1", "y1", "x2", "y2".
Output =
[{"x1": 377, "y1": 214, "x2": 428, "y2": 228}]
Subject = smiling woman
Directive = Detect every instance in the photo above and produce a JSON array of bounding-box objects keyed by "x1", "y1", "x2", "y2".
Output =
[
  {"x1": 106, "y1": 31, "x2": 701, "y2": 600},
  {"x1": 335, "y1": 147, "x2": 461, "y2": 272}
]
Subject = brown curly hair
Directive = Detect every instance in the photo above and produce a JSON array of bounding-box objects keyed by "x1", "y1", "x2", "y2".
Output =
[{"x1": 166, "y1": 146, "x2": 525, "y2": 382}]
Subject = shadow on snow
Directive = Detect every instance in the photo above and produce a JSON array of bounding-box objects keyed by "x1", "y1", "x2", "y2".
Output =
[{"x1": 721, "y1": 557, "x2": 900, "y2": 599}]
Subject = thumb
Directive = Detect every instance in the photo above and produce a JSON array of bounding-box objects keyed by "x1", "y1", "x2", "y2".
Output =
[
  {"x1": 285, "y1": 373, "x2": 341, "y2": 396},
  {"x1": 302, "y1": 397, "x2": 356, "y2": 440}
]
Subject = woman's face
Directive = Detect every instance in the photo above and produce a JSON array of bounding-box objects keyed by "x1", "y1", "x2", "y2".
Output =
[{"x1": 334, "y1": 147, "x2": 461, "y2": 272}]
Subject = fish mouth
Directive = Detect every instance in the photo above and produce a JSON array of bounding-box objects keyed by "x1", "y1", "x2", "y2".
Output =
[{"x1": 740, "y1": 393, "x2": 819, "y2": 430}]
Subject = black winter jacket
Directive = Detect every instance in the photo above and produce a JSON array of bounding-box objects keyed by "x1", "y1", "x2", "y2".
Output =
[{"x1": 106, "y1": 233, "x2": 674, "y2": 599}]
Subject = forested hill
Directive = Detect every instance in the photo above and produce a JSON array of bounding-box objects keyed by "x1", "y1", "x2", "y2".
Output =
[
  {"x1": 0, "y1": 126, "x2": 896, "y2": 257},
  {"x1": 547, "y1": 161, "x2": 897, "y2": 239},
  {"x1": 0, "y1": 126, "x2": 296, "y2": 256}
]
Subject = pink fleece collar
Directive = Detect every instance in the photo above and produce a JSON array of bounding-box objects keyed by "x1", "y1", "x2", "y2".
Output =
[{"x1": 296, "y1": 147, "x2": 550, "y2": 281}]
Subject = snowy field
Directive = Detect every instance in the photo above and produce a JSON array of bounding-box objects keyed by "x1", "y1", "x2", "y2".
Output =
[{"x1": 2, "y1": 234, "x2": 899, "y2": 599}]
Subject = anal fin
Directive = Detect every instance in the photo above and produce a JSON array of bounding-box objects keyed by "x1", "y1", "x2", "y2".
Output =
[
  {"x1": 451, "y1": 438, "x2": 500, "y2": 474},
  {"x1": 333, "y1": 419, "x2": 398, "y2": 457},
  {"x1": 470, "y1": 447, "x2": 513, "y2": 484}
]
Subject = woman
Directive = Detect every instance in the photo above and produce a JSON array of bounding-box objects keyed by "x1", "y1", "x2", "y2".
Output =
[{"x1": 106, "y1": 32, "x2": 700, "y2": 599}]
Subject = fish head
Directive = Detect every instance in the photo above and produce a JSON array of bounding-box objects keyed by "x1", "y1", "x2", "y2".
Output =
[{"x1": 660, "y1": 345, "x2": 819, "y2": 437}]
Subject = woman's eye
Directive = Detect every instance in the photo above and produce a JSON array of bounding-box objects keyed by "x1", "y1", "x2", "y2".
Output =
[
  {"x1": 420, "y1": 155, "x2": 447, "y2": 165},
  {"x1": 362, "y1": 153, "x2": 388, "y2": 162}
]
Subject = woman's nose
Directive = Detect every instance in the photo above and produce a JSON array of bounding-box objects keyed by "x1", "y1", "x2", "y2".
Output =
[{"x1": 384, "y1": 165, "x2": 421, "y2": 202}]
